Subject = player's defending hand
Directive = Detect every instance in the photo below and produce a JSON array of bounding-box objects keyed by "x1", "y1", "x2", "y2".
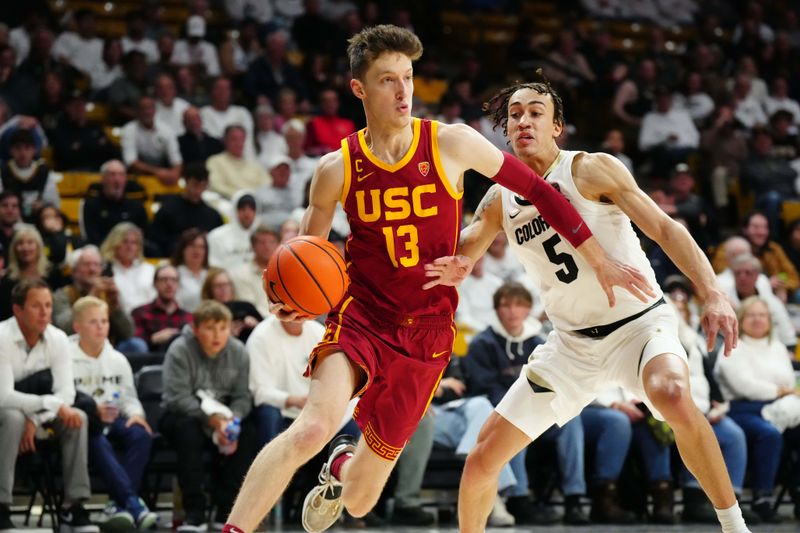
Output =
[
  {"x1": 700, "y1": 291, "x2": 738, "y2": 357},
  {"x1": 593, "y1": 258, "x2": 656, "y2": 307},
  {"x1": 422, "y1": 255, "x2": 474, "y2": 290}
]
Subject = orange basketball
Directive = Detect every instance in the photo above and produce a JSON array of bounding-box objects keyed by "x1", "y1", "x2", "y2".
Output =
[{"x1": 264, "y1": 236, "x2": 349, "y2": 317}]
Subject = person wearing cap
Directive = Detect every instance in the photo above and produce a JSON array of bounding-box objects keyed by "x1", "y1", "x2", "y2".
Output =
[
  {"x1": 207, "y1": 192, "x2": 258, "y2": 271},
  {"x1": 207, "y1": 125, "x2": 269, "y2": 199},
  {"x1": 638, "y1": 85, "x2": 700, "y2": 180},
  {"x1": 150, "y1": 162, "x2": 224, "y2": 256},
  {"x1": 171, "y1": 15, "x2": 220, "y2": 77},
  {"x1": 254, "y1": 155, "x2": 297, "y2": 231}
]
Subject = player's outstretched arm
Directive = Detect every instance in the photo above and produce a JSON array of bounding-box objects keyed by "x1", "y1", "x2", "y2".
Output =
[
  {"x1": 423, "y1": 185, "x2": 504, "y2": 289},
  {"x1": 578, "y1": 152, "x2": 738, "y2": 355}
]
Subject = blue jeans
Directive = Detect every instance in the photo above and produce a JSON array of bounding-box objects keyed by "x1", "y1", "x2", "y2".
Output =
[
  {"x1": 580, "y1": 406, "x2": 632, "y2": 483},
  {"x1": 253, "y1": 404, "x2": 361, "y2": 449},
  {"x1": 116, "y1": 337, "x2": 149, "y2": 354},
  {"x1": 89, "y1": 416, "x2": 153, "y2": 507},
  {"x1": 681, "y1": 416, "x2": 747, "y2": 493},
  {"x1": 728, "y1": 400, "x2": 784, "y2": 494},
  {"x1": 432, "y1": 397, "x2": 517, "y2": 491},
  {"x1": 631, "y1": 419, "x2": 671, "y2": 482},
  {"x1": 540, "y1": 417, "x2": 586, "y2": 496}
]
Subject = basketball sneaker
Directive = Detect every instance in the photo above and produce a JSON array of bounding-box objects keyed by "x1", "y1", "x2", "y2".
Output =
[{"x1": 301, "y1": 435, "x2": 357, "y2": 533}]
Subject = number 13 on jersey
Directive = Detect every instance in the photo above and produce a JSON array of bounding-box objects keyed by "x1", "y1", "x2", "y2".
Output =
[{"x1": 382, "y1": 224, "x2": 419, "y2": 267}]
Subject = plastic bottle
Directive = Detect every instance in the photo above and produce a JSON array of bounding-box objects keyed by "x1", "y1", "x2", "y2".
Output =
[
  {"x1": 102, "y1": 391, "x2": 121, "y2": 435},
  {"x1": 215, "y1": 417, "x2": 241, "y2": 455}
]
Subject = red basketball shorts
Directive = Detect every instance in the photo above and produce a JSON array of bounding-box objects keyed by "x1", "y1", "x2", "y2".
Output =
[{"x1": 308, "y1": 296, "x2": 455, "y2": 461}]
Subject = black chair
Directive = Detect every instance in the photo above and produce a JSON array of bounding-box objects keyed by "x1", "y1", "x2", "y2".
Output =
[{"x1": 15, "y1": 438, "x2": 63, "y2": 531}]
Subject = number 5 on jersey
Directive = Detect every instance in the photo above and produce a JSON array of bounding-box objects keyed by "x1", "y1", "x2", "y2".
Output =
[{"x1": 383, "y1": 225, "x2": 419, "y2": 267}]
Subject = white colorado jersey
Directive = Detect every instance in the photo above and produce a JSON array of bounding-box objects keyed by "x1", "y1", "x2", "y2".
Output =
[{"x1": 500, "y1": 150, "x2": 662, "y2": 331}]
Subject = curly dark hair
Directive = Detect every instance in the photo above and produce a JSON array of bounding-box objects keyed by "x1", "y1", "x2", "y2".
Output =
[{"x1": 483, "y1": 73, "x2": 565, "y2": 138}]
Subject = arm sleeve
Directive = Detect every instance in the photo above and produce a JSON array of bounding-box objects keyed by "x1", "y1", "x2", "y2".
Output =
[
  {"x1": 491, "y1": 152, "x2": 592, "y2": 248},
  {"x1": 162, "y1": 346, "x2": 204, "y2": 419}
]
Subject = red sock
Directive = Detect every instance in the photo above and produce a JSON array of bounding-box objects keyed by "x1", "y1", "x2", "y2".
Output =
[
  {"x1": 330, "y1": 452, "x2": 353, "y2": 481},
  {"x1": 221, "y1": 524, "x2": 245, "y2": 533}
]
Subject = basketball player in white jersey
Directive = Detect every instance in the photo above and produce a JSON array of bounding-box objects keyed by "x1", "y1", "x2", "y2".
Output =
[{"x1": 425, "y1": 81, "x2": 749, "y2": 533}]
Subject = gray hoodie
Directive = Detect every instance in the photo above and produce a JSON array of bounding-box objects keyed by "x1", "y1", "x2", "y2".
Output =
[{"x1": 162, "y1": 326, "x2": 252, "y2": 422}]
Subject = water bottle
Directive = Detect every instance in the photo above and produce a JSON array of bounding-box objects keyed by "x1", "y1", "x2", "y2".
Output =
[
  {"x1": 217, "y1": 417, "x2": 241, "y2": 455},
  {"x1": 102, "y1": 392, "x2": 121, "y2": 435}
]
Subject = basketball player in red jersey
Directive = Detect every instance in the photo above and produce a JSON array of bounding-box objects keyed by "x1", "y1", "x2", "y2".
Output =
[{"x1": 223, "y1": 25, "x2": 653, "y2": 533}]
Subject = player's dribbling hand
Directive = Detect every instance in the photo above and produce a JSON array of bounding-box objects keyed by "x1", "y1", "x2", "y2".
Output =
[
  {"x1": 700, "y1": 291, "x2": 738, "y2": 357},
  {"x1": 594, "y1": 259, "x2": 655, "y2": 307},
  {"x1": 422, "y1": 255, "x2": 474, "y2": 290}
]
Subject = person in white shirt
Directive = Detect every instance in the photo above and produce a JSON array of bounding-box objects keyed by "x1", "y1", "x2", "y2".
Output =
[
  {"x1": 229, "y1": 226, "x2": 279, "y2": 317},
  {"x1": 100, "y1": 222, "x2": 156, "y2": 315},
  {"x1": 0, "y1": 280, "x2": 98, "y2": 533},
  {"x1": 283, "y1": 118, "x2": 318, "y2": 207},
  {"x1": 207, "y1": 125, "x2": 269, "y2": 199},
  {"x1": 51, "y1": 9, "x2": 104, "y2": 77},
  {"x1": 90, "y1": 37, "x2": 124, "y2": 92},
  {"x1": 171, "y1": 15, "x2": 220, "y2": 77},
  {"x1": 731, "y1": 75, "x2": 768, "y2": 130},
  {"x1": 208, "y1": 193, "x2": 258, "y2": 270},
  {"x1": 70, "y1": 296, "x2": 158, "y2": 530},
  {"x1": 456, "y1": 256, "x2": 503, "y2": 334},
  {"x1": 255, "y1": 155, "x2": 298, "y2": 230},
  {"x1": 763, "y1": 76, "x2": 800, "y2": 126},
  {"x1": 121, "y1": 10, "x2": 159, "y2": 64},
  {"x1": 715, "y1": 296, "x2": 792, "y2": 522},
  {"x1": 638, "y1": 86, "x2": 700, "y2": 174},
  {"x1": 673, "y1": 72, "x2": 715, "y2": 124},
  {"x1": 121, "y1": 96, "x2": 183, "y2": 185},
  {"x1": 201, "y1": 77, "x2": 256, "y2": 159},
  {"x1": 154, "y1": 73, "x2": 190, "y2": 136},
  {"x1": 248, "y1": 315, "x2": 328, "y2": 446},
  {"x1": 254, "y1": 105, "x2": 288, "y2": 169}
]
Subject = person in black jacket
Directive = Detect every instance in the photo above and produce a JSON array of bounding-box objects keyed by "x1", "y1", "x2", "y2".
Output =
[
  {"x1": 50, "y1": 93, "x2": 120, "y2": 171},
  {"x1": 80, "y1": 160, "x2": 148, "y2": 246},
  {"x1": 149, "y1": 162, "x2": 223, "y2": 256},
  {"x1": 178, "y1": 106, "x2": 223, "y2": 166}
]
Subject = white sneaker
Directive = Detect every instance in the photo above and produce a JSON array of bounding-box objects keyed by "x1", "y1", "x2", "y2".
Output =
[
  {"x1": 487, "y1": 495, "x2": 515, "y2": 527},
  {"x1": 301, "y1": 435, "x2": 357, "y2": 533}
]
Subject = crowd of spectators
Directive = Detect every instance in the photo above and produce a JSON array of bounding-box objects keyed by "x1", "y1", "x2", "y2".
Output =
[{"x1": 2, "y1": 0, "x2": 800, "y2": 530}]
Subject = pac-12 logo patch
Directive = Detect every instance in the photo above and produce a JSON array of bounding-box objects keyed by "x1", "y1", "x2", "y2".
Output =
[{"x1": 418, "y1": 161, "x2": 430, "y2": 176}]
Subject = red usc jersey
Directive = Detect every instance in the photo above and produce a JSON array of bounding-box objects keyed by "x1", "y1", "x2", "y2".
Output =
[{"x1": 339, "y1": 118, "x2": 462, "y2": 318}]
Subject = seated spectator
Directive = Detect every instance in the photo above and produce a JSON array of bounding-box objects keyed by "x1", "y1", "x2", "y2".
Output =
[
  {"x1": 229, "y1": 226, "x2": 278, "y2": 317},
  {"x1": 283, "y1": 119, "x2": 318, "y2": 207},
  {"x1": 80, "y1": 160, "x2": 148, "y2": 247},
  {"x1": 175, "y1": 65, "x2": 208, "y2": 108},
  {"x1": 0, "y1": 190, "x2": 21, "y2": 262},
  {"x1": 638, "y1": 86, "x2": 699, "y2": 179},
  {"x1": 673, "y1": 72, "x2": 715, "y2": 125},
  {"x1": 385, "y1": 412, "x2": 435, "y2": 526},
  {"x1": 247, "y1": 314, "x2": 328, "y2": 447},
  {"x1": 108, "y1": 51, "x2": 149, "y2": 123},
  {"x1": 208, "y1": 193, "x2": 257, "y2": 270},
  {"x1": 132, "y1": 264, "x2": 192, "y2": 352},
  {"x1": 700, "y1": 105, "x2": 749, "y2": 211},
  {"x1": 218, "y1": 18, "x2": 261, "y2": 78},
  {"x1": 544, "y1": 29, "x2": 595, "y2": 90},
  {"x1": 121, "y1": 96, "x2": 182, "y2": 185},
  {"x1": 652, "y1": 163, "x2": 717, "y2": 251},
  {"x1": 172, "y1": 229, "x2": 208, "y2": 313},
  {"x1": 0, "y1": 224, "x2": 63, "y2": 320},
  {"x1": 243, "y1": 29, "x2": 307, "y2": 109},
  {"x1": 160, "y1": 301, "x2": 256, "y2": 532},
  {"x1": 254, "y1": 105, "x2": 288, "y2": 168},
  {"x1": 462, "y1": 282, "x2": 578, "y2": 525},
  {"x1": 714, "y1": 211, "x2": 800, "y2": 302},
  {"x1": 666, "y1": 290, "x2": 751, "y2": 524},
  {"x1": 50, "y1": 92, "x2": 119, "y2": 171},
  {"x1": 0, "y1": 46, "x2": 39, "y2": 117},
  {"x1": 53, "y1": 245, "x2": 144, "y2": 352},
  {"x1": 121, "y1": 10, "x2": 158, "y2": 64},
  {"x1": 304, "y1": 88, "x2": 355, "y2": 156},
  {"x1": 50, "y1": 8, "x2": 102, "y2": 78},
  {"x1": 100, "y1": 222, "x2": 155, "y2": 315},
  {"x1": 731, "y1": 74, "x2": 768, "y2": 130},
  {"x1": 150, "y1": 162, "x2": 223, "y2": 256},
  {"x1": 171, "y1": 16, "x2": 220, "y2": 77},
  {"x1": 431, "y1": 357, "x2": 517, "y2": 527},
  {"x1": 154, "y1": 73, "x2": 190, "y2": 136},
  {"x1": 69, "y1": 296, "x2": 158, "y2": 530},
  {"x1": 456, "y1": 256, "x2": 503, "y2": 334},
  {"x1": 201, "y1": 77, "x2": 255, "y2": 159},
  {"x1": 255, "y1": 155, "x2": 298, "y2": 230},
  {"x1": 0, "y1": 280, "x2": 98, "y2": 533},
  {"x1": 724, "y1": 254, "x2": 796, "y2": 348},
  {"x1": 601, "y1": 128, "x2": 634, "y2": 174},
  {"x1": 715, "y1": 236, "x2": 773, "y2": 295},
  {"x1": 769, "y1": 110, "x2": 798, "y2": 162},
  {"x1": 483, "y1": 233, "x2": 524, "y2": 282},
  {"x1": 201, "y1": 268, "x2": 261, "y2": 342},
  {"x1": 178, "y1": 106, "x2": 223, "y2": 166},
  {"x1": 741, "y1": 129, "x2": 799, "y2": 236},
  {"x1": 0, "y1": 128, "x2": 59, "y2": 219},
  {"x1": 89, "y1": 37, "x2": 124, "y2": 93},
  {"x1": 611, "y1": 58, "x2": 658, "y2": 128},
  {"x1": 764, "y1": 76, "x2": 800, "y2": 126},
  {"x1": 34, "y1": 203, "x2": 82, "y2": 269},
  {"x1": 715, "y1": 296, "x2": 794, "y2": 523},
  {"x1": 207, "y1": 125, "x2": 270, "y2": 199}
]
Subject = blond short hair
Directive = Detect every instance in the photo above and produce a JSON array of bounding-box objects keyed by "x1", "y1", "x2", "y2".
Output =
[
  {"x1": 193, "y1": 299, "x2": 232, "y2": 326},
  {"x1": 72, "y1": 295, "x2": 109, "y2": 322}
]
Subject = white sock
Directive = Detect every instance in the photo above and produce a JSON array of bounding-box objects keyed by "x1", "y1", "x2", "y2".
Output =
[{"x1": 715, "y1": 501, "x2": 751, "y2": 533}]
